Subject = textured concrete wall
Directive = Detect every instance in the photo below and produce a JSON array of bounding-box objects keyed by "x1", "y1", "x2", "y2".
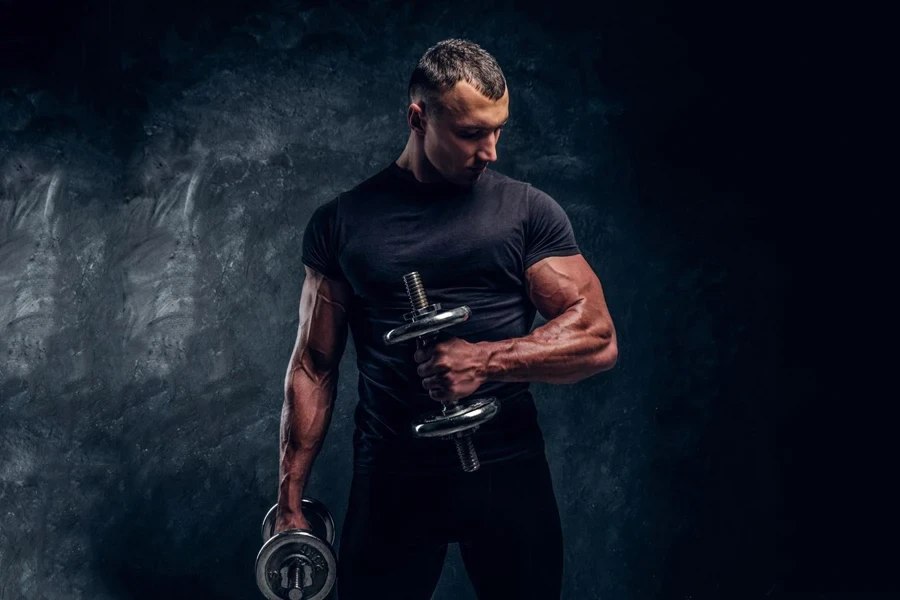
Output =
[{"x1": 0, "y1": 1, "x2": 774, "y2": 599}]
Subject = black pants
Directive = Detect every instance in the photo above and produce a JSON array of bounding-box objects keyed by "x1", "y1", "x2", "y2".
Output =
[{"x1": 336, "y1": 452, "x2": 564, "y2": 599}]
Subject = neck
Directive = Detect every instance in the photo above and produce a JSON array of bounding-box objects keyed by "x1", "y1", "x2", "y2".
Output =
[{"x1": 395, "y1": 133, "x2": 446, "y2": 183}]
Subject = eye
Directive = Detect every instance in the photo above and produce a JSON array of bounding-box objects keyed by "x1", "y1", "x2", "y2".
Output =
[{"x1": 459, "y1": 130, "x2": 480, "y2": 139}]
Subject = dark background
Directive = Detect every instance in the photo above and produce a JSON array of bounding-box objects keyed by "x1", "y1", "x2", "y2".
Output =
[{"x1": 0, "y1": 0, "x2": 789, "y2": 598}]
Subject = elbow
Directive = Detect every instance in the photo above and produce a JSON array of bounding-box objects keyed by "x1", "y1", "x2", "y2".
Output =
[
  {"x1": 570, "y1": 321, "x2": 618, "y2": 382},
  {"x1": 606, "y1": 343, "x2": 619, "y2": 369},
  {"x1": 571, "y1": 340, "x2": 616, "y2": 384},
  {"x1": 583, "y1": 311, "x2": 617, "y2": 374},
  {"x1": 590, "y1": 327, "x2": 618, "y2": 373},
  {"x1": 285, "y1": 359, "x2": 340, "y2": 400},
  {"x1": 593, "y1": 343, "x2": 617, "y2": 372}
]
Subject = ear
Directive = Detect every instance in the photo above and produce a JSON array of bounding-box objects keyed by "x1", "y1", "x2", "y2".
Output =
[{"x1": 408, "y1": 103, "x2": 427, "y2": 136}]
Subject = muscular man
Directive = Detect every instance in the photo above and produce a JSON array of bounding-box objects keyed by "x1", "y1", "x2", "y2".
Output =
[{"x1": 275, "y1": 39, "x2": 618, "y2": 599}]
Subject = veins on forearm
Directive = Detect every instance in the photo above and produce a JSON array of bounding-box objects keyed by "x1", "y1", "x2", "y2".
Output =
[{"x1": 481, "y1": 301, "x2": 614, "y2": 385}]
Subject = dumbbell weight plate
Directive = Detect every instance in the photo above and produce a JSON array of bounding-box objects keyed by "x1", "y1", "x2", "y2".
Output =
[
  {"x1": 382, "y1": 306, "x2": 471, "y2": 345},
  {"x1": 255, "y1": 530, "x2": 337, "y2": 600},
  {"x1": 411, "y1": 396, "x2": 500, "y2": 438},
  {"x1": 261, "y1": 497, "x2": 335, "y2": 545}
]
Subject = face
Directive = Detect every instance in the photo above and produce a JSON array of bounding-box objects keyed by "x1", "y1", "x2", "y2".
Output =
[{"x1": 418, "y1": 80, "x2": 510, "y2": 186}]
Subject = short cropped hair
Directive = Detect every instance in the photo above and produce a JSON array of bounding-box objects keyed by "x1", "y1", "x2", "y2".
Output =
[{"x1": 407, "y1": 39, "x2": 507, "y2": 120}]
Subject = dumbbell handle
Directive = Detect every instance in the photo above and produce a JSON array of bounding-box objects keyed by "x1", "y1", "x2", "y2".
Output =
[
  {"x1": 417, "y1": 333, "x2": 459, "y2": 413},
  {"x1": 417, "y1": 334, "x2": 481, "y2": 472},
  {"x1": 262, "y1": 501, "x2": 336, "y2": 546}
]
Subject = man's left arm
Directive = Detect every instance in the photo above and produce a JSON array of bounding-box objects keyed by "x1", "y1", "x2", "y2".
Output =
[
  {"x1": 415, "y1": 254, "x2": 617, "y2": 401},
  {"x1": 479, "y1": 254, "x2": 618, "y2": 385}
]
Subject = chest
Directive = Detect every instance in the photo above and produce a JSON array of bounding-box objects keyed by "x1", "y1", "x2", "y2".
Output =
[{"x1": 339, "y1": 199, "x2": 526, "y2": 303}]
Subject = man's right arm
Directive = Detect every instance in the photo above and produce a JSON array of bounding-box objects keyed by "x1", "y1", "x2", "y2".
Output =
[{"x1": 276, "y1": 266, "x2": 351, "y2": 532}]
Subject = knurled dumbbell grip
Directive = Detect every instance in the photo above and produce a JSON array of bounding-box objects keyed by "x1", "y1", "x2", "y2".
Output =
[{"x1": 417, "y1": 335, "x2": 481, "y2": 472}]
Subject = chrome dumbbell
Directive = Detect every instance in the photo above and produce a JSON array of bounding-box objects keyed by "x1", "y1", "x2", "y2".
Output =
[
  {"x1": 383, "y1": 271, "x2": 500, "y2": 472},
  {"x1": 255, "y1": 498, "x2": 336, "y2": 600}
]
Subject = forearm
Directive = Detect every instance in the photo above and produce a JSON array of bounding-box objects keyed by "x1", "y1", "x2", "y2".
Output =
[
  {"x1": 479, "y1": 301, "x2": 617, "y2": 385},
  {"x1": 278, "y1": 364, "x2": 338, "y2": 515}
]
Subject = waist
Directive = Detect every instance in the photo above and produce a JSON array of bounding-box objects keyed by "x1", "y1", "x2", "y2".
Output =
[{"x1": 351, "y1": 385, "x2": 544, "y2": 474}]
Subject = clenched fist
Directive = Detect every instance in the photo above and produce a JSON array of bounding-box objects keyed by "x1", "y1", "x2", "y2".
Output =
[{"x1": 413, "y1": 336, "x2": 488, "y2": 402}]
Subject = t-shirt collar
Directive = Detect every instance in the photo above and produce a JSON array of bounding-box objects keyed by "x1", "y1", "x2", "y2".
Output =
[{"x1": 387, "y1": 161, "x2": 481, "y2": 196}]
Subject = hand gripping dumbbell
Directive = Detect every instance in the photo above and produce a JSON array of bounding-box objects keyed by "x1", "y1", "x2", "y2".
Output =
[
  {"x1": 382, "y1": 271, "x2": 500, "y2": 472},
  {"x1": 255, "y1": 497, "x2": 337, "y2": 600}
]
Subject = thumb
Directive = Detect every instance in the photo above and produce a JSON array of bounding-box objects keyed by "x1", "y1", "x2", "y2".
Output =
[{"x1": 414, "y1": 344, "x2": 434, "y2": 363}]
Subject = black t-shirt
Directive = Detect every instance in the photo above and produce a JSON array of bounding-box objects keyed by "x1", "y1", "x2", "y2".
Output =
[{"x1": 301, "y1": 162, "x2": 581, "y2": 473}]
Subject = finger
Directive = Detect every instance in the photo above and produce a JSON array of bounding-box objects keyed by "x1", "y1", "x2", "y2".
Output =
[
  {"x1": 414, "y1": 346, "x2": 434, "y2": 363},
  {"x1": 421, "y1": 375, "x2": 448, "y2": 390},
  {"x1": 428, "y1": 388, "x2": 451, "y2": 402},
  {"x1": 417, "y1": 361, "x2": 449, "y2": 378}
]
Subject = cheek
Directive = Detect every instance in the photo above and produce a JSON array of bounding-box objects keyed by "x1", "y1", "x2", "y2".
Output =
[
  {"x1": 443, "y1": 139, "x2": 473, "y2": 164},
  {"x1": 427, "y1": 136, "x2": 460, "y2": 165},
  {"x1": 424, "y1": 134, "x2": 444, "y2": 158}
]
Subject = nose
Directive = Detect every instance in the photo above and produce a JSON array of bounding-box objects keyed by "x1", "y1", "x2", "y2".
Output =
[{"x1": 476, "y1": 131, "x2": 500, "y2": 164}]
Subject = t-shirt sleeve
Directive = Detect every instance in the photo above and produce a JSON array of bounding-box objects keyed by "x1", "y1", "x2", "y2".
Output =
[
  {"x1": 301, "y1": 197, "x2": 347, "y2": 281},
  {"x1": 523, "y1": 185, "x2": 581, "y2": 271}
]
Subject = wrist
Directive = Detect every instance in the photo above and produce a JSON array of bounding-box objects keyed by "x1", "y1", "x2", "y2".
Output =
[{"x1": 475, "y1": 340, "x2": 502, "y2": 383}]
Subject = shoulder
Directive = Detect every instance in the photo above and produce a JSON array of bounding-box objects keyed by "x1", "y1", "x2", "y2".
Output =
[
  {"x1": 477, "y1": 170, "x2": 571, "y2": 228},
  {"x1": 346, "y1": 164, "x2": 396, "y2": 196},
  {"x1": 313, "y1": 168, "x2": 384, "y2": 217},
  {"x1": 482, "y1": 167, "x2": 529, "y2": 190},
  {"x1": 309, "y1": 194, "x2": 342, "y2": 222},
  {"x1": 481, "y1": 169, "x2": 558, "y2": 205},
  {"x1": 477, "y1": 168, "x2": 533, "y2": 210}
]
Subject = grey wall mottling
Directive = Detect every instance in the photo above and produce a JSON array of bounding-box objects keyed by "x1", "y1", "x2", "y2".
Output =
[{"x1": 0, "y1": 1, "x2": 774, "y2": 599}]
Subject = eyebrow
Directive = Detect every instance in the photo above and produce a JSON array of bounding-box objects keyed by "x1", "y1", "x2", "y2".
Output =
[{"x1": 459, "y1": 117, "x2": 510, "y2": 130}]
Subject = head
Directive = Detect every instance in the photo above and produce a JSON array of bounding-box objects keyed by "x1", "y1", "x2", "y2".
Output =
[{"x1": 406, "y1": 39, "x2": 509, "y2": 185}]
